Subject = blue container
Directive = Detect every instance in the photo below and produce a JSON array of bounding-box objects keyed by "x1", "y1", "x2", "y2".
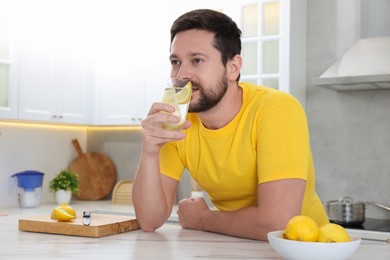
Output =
[{"x1": 12, "y1": 170, "x2": 44, "y2": 191}]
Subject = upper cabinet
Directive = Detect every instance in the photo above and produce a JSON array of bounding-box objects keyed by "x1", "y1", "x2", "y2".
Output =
[
  {"x1": 0, "y1": 28, "x2": 18, "y2": 119},
  {"x1": 17, "y1": 38, "x2": 93, "y2": 124},
  {"x1": 0, "y1": 0, "x2": 307, "y2": 125},
  {"x1": 94, "y1": 62, "x2": 167, "y2": 125},
  {"x1": 93, "y1": 4, "x2": 171, "y2": 125},
  {"x1": 1, "y1": 1, "x2": 94, "y2": 124}
]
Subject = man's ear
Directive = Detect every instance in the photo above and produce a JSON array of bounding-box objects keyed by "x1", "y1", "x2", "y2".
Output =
[{"x1": 227, "y1": 54, "x2": 242, "y2": 81}]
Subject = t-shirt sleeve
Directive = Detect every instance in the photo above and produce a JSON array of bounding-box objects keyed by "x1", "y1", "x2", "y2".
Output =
[
  {"x1": 160, "y1": 141, "x2": 185, "y2": 181},
  {"x1": 256, "y1": 92, "x2": 310, "y2": 184}
]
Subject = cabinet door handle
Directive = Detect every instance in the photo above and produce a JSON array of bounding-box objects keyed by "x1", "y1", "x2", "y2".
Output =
[{"x1": 52, "y1": 115, "x2": 63, "y2": 119}]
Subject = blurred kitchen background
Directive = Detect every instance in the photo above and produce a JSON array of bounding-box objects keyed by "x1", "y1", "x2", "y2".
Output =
[{"x1": 0, "y1": 0, "x2": 389, "y2": 219}]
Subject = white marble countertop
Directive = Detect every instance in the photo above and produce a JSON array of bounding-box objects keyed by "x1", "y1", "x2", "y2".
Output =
[{"x1": 1, "y1": 200, "x2": 389, "y2": 259}]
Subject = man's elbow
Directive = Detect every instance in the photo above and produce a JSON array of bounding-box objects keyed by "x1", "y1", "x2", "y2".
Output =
[
  {"x1": 137, "y1": 219, "x2": 164, "y2": 232},
  {"x1": 140, "y1": 226, "x2": 157, "y2": 232},
  {"x1": 140, "y1": 224, "x2": 158, "y2": 232}
]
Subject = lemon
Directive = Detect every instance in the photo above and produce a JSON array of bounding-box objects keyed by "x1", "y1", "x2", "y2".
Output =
[
  {"x1": 317, "y1": 223, "x2": 351, "y2": 243},
  {"x1": 53, "y1": 207, "x2": 76, "y2": 221},
  {"x1": 283, "y1": 215, "x2": 319, "y2": 242},
  {"x1": 174, "y1": 82, "x2": 192, "y2": 104},
  {"x1": 162, "y1": 88, "x2": 176, "y2": 104},
  {"x1": 161, "y1": 88, "x2": 182, "y2": 130},
  {"x1": 51, "y1": 203, "x2": 76, "y2": 220},
  {"x1": 161, "y1": 83, "x2": 191, "y2": 131}
]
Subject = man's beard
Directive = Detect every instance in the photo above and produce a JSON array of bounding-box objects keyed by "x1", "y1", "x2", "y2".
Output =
[{"x1": 188, "y1": 76, "x2": 228, "y2": 113}]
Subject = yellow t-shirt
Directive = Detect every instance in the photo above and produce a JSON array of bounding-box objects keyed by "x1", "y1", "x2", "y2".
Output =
[{"x1": 160, "y1": 82, "x2": 328, "y2": 226}]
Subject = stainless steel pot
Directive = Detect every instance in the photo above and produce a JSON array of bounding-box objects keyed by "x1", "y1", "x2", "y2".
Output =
[
  {"x1": 326, "y1": 197, "x2": 365, "y2": 226},
  {"x1": 326, "y1": 197, "x2": 390, "y2": 226}
]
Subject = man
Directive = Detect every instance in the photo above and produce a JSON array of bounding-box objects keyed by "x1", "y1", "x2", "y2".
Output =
[{"x1": 132, "y1": 9, "x2": 328, "y2": 241}]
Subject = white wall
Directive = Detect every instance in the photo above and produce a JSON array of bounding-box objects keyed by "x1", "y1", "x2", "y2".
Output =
[
  {"x1": 361, "y1": 0, "x2": 390, "y2": 38},
  {"x1": 0, "y1": 122, "x2": 86, "y2": 208}
]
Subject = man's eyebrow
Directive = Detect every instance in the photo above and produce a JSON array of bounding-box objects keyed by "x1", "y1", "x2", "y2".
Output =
[
  {"x1": 169, "y1": 54, "x2": 178, "y2": 60},
  {"x1": 169, "y1": 52, "x2": 207, "y2": 60},
  {"x1": 188, "y1": 52, "x2": 207, "y2": 57}
]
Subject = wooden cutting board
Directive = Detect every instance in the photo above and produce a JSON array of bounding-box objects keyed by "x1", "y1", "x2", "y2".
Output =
[
  {"x1": 69, "y1": 139, "x2": 117, "y2": 200},
  {"x1": 19, "y1": 214, "x2": 140, "y2": 238}
]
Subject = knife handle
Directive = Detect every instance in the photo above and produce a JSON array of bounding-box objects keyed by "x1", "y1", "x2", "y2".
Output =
[{"x1": 83, "y1": 211, "x2": 91, "y2": 226}]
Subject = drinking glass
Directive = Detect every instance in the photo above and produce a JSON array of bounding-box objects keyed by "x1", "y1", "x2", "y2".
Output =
[{"x1": 161, "y1": 78, "x2": 191, "y2": 131}]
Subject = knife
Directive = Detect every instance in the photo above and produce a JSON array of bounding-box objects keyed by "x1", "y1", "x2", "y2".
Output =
[{"x1": 83, "y1": 211, "x2": 91, "y2": 226}]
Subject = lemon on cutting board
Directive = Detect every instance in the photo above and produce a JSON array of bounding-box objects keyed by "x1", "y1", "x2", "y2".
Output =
[
  {"x1": 282, "y1": 215, "x2": 319, "y2": 242},
  {"x1": 51, "y1": 203, "x2": 76, "y2": 221}
]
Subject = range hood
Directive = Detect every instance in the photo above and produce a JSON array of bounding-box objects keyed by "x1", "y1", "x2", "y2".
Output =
[{"x1": 314, "y1": 36, "x2": 390, "y2": 91}]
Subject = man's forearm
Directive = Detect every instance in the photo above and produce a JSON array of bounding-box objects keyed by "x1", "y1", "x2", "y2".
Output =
[
  {"x1": 198, "y1": 207, "x2": 286, "y2": 241},
  {"x1": 132, "y1": 153, "x2": 170, "y2": 231},
  {"x1": 179, "y1": 180, "x2": 305, "y2": 241}
]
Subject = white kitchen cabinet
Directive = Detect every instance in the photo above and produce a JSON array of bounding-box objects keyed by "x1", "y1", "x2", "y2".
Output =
[
  {"x1": 3, "y1": 0, "x2": 306, "y2": 126},
  {"x1": 93, "y1": 9, "x2": 171, "y2": 126},
  {"x1": 94, "y1": 62, "x2": 143, "y2": 125},
  {"x1": 18, "y1": 39, "x2": 93, "y2": 124},
  {"x1": 94, "y1": 57, "x2": 169, "y2": 125},
  {"x1": 0, "y1": 30, "x2": 18, "y2": 119}
]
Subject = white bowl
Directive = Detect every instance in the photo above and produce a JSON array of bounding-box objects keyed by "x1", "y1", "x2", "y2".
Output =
[{"x1": 267, "y1": 230, "x2": 361, "y2": 260}]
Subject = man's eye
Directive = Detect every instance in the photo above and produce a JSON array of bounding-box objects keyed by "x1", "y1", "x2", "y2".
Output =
[
  {"x1": 170, "y1": 60, "x2": 181, "y2": 65},
  {"x1": 193, "y1": 58, "x2": 202, "y2": 64}
]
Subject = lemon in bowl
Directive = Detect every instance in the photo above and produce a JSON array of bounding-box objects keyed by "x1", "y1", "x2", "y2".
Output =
[
  {"x1": 282, "y1": 215, "x2": 320, "y2": 242},
  {"x1": 317, "y1": 223, "x2": 351, "y2": 242}
]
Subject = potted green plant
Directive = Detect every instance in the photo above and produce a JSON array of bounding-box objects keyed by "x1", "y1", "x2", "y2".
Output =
[{"x1": 49, "y1": 169, "x2": 79, "y2": 204}]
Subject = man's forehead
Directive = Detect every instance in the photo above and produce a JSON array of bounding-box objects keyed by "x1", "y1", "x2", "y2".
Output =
[
  {"x1": 172, "y1": 29, "x2": 214, "y2": 45},
  {"x1": 170, "y1": 30, "x2": 217, "y2": 56}
]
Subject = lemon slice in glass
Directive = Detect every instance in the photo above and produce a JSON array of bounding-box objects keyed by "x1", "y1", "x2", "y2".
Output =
[{"x1": 174, "y1": 82, "x2": 192, "y2": 104}]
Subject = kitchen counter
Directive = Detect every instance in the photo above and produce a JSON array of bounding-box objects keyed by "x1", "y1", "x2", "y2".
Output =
[{"x1": 1, "y1": 200, "x2": 389, "y2": 260}]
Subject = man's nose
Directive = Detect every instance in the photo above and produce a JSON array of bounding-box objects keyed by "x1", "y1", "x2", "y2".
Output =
[{"x1": 174, "y1": 63, "x2": 193, "y2": 81}]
